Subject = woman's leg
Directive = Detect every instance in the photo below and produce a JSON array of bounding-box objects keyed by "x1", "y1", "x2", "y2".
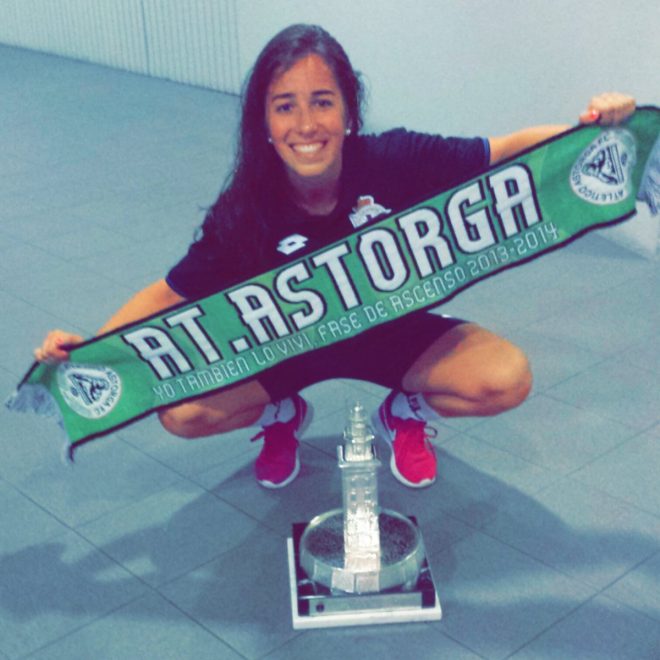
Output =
[
  {"x1": 376, "y1": 322, "x2": 532, "y2": 488},
  {"x1": 401, "y1": 322, "x2": 532, "y2": 416},
  {"x1": 157, "y1": 379, "x2": 311, "y2": 489},
  {"x1": 157, "y1": 379, "x2": 272, "y2": 439}
]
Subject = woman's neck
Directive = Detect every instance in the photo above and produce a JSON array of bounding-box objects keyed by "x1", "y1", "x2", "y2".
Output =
[
  {"x1": 295, "y1": 186, "x2": 338, "y2": 216},
  {"x1": 287, "y1": 170, "x2": 341, "y2": 217}
]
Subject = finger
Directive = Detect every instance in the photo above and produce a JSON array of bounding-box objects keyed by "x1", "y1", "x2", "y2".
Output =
[
  {"x1": 60, "y1": 335, "x2": 83, "y2": 351},
  {"x1": 579, "y1": 108, "x2": 600, "y2": 124},
  {"x1": 616, "y1": 96, "x2": 636, "y2": 123},
  {"x1": 44, "y1": 335, "x2": 63, "y2": 357},
  {"x1": 34, "y1": 347, "x2": 58, "y2": 365},
  {"x1": 39, "y1": 331, "x2": 77, "y2": 362},
  {"x1": 589, "y1": 92, "x2": 635, "y2": 126}
]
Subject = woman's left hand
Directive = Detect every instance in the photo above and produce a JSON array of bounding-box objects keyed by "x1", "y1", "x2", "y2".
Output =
[{"x1": 579, "y1": 92, "x2": 636, "y2": 126}]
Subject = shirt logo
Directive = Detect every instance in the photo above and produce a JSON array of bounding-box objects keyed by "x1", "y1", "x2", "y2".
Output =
[
  {"x1": 277, "y1": 233, "x2": 308, "y2": 255},
  {"x1": 570, "y1": 129, "x2": 636, "y2": 205},
  {"x1": 349, "y1": 195, "x2": 392, "y2": 228},
  {"x1": 57, "y1": 363, "x2": 122, "y2": 419}
]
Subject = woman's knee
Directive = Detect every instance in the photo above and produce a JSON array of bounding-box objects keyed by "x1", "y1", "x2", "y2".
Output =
[
  {"x1": 158, "y1": 404, "x2": 232, "y2": 439},
  {"x1": 478, "y1": 345, "x2": 532, "y2": 411},
  {"x1": 158, "y1": 383, "x2": 269, "y2": 439}
]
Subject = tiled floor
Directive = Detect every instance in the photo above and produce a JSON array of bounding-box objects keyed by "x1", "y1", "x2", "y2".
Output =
[{"x1": 1, "y1": 45, "x2": 658, "y2": 659}]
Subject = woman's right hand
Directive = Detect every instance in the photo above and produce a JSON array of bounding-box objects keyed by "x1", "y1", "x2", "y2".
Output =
[{"x1": 34, "y1": 330, "x2": 84, "y2": 364}]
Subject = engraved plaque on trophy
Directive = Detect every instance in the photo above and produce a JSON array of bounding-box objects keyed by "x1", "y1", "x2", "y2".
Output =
[{"x1": 287, "y1": 402, "x2": 442, "y2": 629}]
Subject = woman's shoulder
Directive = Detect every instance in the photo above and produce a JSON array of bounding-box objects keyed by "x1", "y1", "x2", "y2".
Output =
[
  {"x1": 358, "y1": 127, "x2": 433, "y2": 149},
  {"x1": 354, "y1": 128, "x2": 468, "y2": 173},
  {"x1": 356, "y1": 127, "x2": 458, "y2": 158},
  {"x1": 356, "y1": 126, "x2": 487, "y2": 169},
  {"x1": 351, "y1": 127, "x2": 488, "y2": 197}
]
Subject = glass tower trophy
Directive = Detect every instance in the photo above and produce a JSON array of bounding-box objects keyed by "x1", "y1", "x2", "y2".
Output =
[{"x1": 286, "y1": 402, "x2": 442, "y2": 628}]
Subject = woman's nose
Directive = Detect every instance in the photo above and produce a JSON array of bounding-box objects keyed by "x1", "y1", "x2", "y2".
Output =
[{"x1": 297, "y1": 105, "x2": 316, "y2": 134}]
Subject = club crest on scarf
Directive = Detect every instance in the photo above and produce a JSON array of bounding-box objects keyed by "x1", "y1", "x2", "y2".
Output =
[
  {"x1": 56, "y1": 363, "x2": 121, "y2": 419},
  {"x1": 570, "y1": 129, "x2": 637, "y2": 205}
]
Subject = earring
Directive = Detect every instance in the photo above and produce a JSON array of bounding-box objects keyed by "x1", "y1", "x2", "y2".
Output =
[{"x1": 345, "y1": 128, "x2": 352, "y2": 136}]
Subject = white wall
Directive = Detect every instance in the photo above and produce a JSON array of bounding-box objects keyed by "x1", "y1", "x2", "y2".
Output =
[
  {"x1": 0, "y1": 0, "x2": 242, "y2": 92},
  {"x1": 236, "y1": 0, "x2": 659, "y2": 137},
  {"x1": 1, "y1": 0, "x2": 657, "y2": 136}
]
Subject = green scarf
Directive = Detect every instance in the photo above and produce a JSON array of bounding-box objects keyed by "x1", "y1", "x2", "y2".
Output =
[{"x1": 7, "y1": 108, "x2": 659, "y2": 458}]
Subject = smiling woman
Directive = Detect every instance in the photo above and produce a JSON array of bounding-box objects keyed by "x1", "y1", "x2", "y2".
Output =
[
  {"x1": 265, "y1": 54, "x2": 349, "y2": 214},
  {"x1": 34, "y1": 23, "x2": 636, "y2": 491}
]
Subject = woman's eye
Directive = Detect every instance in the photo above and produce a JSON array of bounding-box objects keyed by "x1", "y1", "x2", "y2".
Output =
[
  {"x1": 315, "y1": 98, "x2": 333, "y2": 108},
  {"x1": 275, "y1": 103, "x2": 293, "y2": 113}
]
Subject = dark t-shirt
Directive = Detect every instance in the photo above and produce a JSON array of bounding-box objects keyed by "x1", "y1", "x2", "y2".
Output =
[{"x1": 166, "y1": 129, "x2": 488, "y2": 299}]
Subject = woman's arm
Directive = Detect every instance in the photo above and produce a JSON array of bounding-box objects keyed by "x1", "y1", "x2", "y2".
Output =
[
  {"x1": 35, "y1": 278, "x2": 185, "y2": 363},
  {"x1": 488, "y1": 92, "x2": 636, "y2": 165},
  {"x1": 96, "y1": 278, "x2": 185, "y2": 334}
]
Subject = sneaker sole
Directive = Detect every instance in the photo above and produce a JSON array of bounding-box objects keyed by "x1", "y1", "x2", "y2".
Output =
[
  {"x1": 371, "y1": 408, "x2": 436, "y2": 489},
  {"x1": 257, "y1": 400, "x2": 314, "y2": 489}
]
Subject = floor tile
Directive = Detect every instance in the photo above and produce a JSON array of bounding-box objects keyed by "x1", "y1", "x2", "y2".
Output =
[
  {"x1": 160, "y1": 527, "x2": 300, "y2": 659},
  {"x1": 547, "y1": 357, "x2": 660, "y2": 431},
  {"x1": 420, "y1": 433, "x2": 556, "y2": 528},
  {"x1": 28, "y1": 591, "x2": 242, "y2": 660},
  {"x1": 118, "y1": 410, "x2": 261, "y2": 480},
  {"x1": 0, "y1": 292, "x2": 79, "y2": 375},
  {"x1": 467, "y1": 395, "x2": 634, "y2": 474},
  {"x1": 518, "y1": 233, "x2": 657, "y2": 298},
  {"x1": 603, "y1": 551, "x2": 660, "y2": 624},
  {"x1": 0, "y1": 229, "x2": 24, "y2": 255},
  {"x1": 4, "y1": 260, "x2": 135, "y2": 336},
  {"x1": 0, "y1": 240, "x2": 68, "y2": 280},
  {"x1": 511, "y1": 595, "x2": 660, "y2": 659},
  {"x1": 1, "y1": 208, "x2": 92, "y2": 247},
  {"x1": 524, "y1": 276, "x2": 656, "y2": 357},
  {"x1": 69, "y1": 198, "x2": 203, "y2": 245},
  {"x1": 503, "y1": 326, "x2": 605, "y2": 394},
  {"x1": 0, "y1": 394, "x2": 181, "y2": 527},
  {"x1": 417, "y1": 512, "x2": 477, "y2": 557},
  {"x1": 440, "y1": 284, "x2": 524, "y2": 334},
  {"x1": 264, "y1": 624, "x2": 481, "y2": 659},
  {"x1": 442, "y1": 233, "x2": 654, "y2": 337},
  {"x1": 30, "y1": 225, "x2": 135, "y2": 261},
  {"x1": 79, "y1": 480, "x2": 263, "y2": 587},
  {"x1": 428, "y1": 532, "x2": 593, "y2": 659},
  {"x1": 620, "y1": 334, "x2": 659, "y2": 374},
  {"x1": 0, "y1": 480, "x2": 69, "y2": 554},
  {"x1": 482, "y1": 477, "x2": 660, "y2": 590},
  {"x1": 572, "y1": 429, "x2": 660, "y2": 517},
  {"x1": 198, "y1": 443, "x2": 342, "y2": 539},
  {"x1": 0, "y1": 530, "x2": 146, "y2": 658}
]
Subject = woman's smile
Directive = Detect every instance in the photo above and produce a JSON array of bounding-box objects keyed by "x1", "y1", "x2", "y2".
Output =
[{"x1": 291, "y1": 141, "x2": 326, "y2": 155}]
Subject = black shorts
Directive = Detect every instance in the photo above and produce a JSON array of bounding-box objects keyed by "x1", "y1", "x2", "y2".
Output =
[{"x1": 257, "y1": 312, "x2": 465, "y2": 401}]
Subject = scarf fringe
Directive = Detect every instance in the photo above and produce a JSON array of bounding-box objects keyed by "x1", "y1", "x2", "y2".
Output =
[
  {"x1": 5, "y1": 385, "x2": 74, "y2": 464},
  {"x1": 638, "y1": 134, "x2": 660, "y2": 214}
]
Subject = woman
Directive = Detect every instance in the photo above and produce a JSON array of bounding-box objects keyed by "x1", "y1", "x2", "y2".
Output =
[{"x1": 35, "y1": 24, "x2": 635, "y2": 489}]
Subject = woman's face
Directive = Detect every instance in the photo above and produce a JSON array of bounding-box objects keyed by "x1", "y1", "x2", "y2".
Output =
[{"x1": 265, "y1": 53, "x2": 348, "y2": 189}]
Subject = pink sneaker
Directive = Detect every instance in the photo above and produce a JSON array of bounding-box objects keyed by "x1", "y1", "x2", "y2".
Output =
[
  {"x1": 252, "y1": 395, "x2": 313, "y2": 489},
  {"x1": 372, "y1": 391, "x2": 437, "y2": 488}
]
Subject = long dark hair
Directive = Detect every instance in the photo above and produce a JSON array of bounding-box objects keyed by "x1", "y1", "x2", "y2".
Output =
[{"x1": 199, "y1": 24, "x2": 365, "y2": 271}]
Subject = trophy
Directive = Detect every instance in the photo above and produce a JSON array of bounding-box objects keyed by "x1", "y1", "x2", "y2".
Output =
[{"x1": 287, "y1": 402, "x2": 442, "y2": 628}]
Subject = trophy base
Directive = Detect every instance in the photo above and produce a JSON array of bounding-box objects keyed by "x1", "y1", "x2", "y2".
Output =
[{"x1": 287, "y1": 519, "x2": 442, "y2": 629}]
